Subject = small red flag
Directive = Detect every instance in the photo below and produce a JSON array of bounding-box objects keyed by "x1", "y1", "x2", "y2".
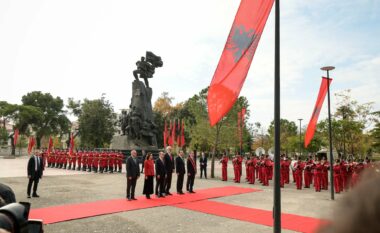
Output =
[
  {"x1": 176, "y1": 119, "x2": 181, "y2": 147},
  {"x1": 163, "y1": 121, "x2": 168, "y2": 148},
  {"x1": 304, "y1": 77, "x2": 332, "y2": 147},
  {"x1": 180, "y1": 120, "x2": 185, "y2": 147},
  {"x1": 69, "y1": 133, "x2": 74, "y2": 156},
  {"x1": 168, "y1": 120, "x2": 173, "y2": 146},
  {"x1": 171, "y1": 120, "x2": 176, "y2": 147},
  {"x1": 14, "y1": 129, "x2": 19, "y2": 146},
  {"x1": 47, "y1": 136, "x2": 53, "y2": 156},
  {"x1": 207, "y1": 0, "x2": 274, "y2": 126},
  {"x1": 28, "y1": 137, "x2": 35, "y2": 154}
]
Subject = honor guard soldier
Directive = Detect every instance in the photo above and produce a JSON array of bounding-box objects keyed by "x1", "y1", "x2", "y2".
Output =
[
  {"x1": 220, "y1": 154, "x2": 228, "y2": 181},
  {"x1": 117, "y1": 151, "x2": 123, "y2": 173},
  {"x1": 87, "y1": 151, "x2": 93, "y2": 172},
  {"x1": 93, "y1": 152, "x2": 99, "y2": 173},
  {"x1": 77, "y1": 150, "x2": 82, "y2": 171}
]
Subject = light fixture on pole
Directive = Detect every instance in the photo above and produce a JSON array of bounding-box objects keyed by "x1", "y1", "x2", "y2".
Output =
[{"x1": 321, "y1": 65, "x2": 335, "y2": 201}]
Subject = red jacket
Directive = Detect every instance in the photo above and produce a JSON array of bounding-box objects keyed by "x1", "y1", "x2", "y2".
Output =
[{"x1": 144, "y1": 160, "x2": 155, "y2": 176}]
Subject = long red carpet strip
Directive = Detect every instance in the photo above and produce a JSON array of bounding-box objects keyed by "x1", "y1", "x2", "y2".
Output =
[
  {"x1": 174, "y1": 200, "x2": 325, "y2": 233},
  {"x1": 29, "y1": 186, "x2": 260, "y2": 224}
]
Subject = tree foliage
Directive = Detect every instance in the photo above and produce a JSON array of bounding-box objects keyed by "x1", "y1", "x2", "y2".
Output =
[{"x1": 70, "y1": 96, "x2": 117, "y2": 148}]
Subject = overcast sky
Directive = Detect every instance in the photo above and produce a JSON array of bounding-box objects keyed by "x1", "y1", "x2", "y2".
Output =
[{"x1": 1, "y1": 0, "x2": 379, "y2": 130}]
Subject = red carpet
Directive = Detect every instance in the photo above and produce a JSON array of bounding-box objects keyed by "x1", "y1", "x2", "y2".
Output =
[
  {"x1": 174, "y1": 200, "x2": 326, "y2": 233},
  {"x1": 29, "y1": 186, "x2": 260, "y2": 224}
]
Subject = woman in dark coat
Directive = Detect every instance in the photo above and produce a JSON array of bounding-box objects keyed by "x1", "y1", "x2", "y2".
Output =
[{"x1": 143, "y1": 152, "x2": 155, "y2": 199}]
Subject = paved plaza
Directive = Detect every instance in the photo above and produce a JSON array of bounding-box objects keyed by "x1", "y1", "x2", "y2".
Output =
[{"x1": 0, "y1": 156, "x2": 343, "y2": 233}]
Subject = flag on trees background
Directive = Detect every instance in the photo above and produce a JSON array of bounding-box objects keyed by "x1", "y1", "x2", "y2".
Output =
[
  {"x1": 207, "y1": 0, "x2": 274, "y2": 126},
  {"x1": 47, "y1": 136, "x2": 53, "y2": 156},
  {"x1": 27, "y1": 137, "x2": 35, "y2": 154},
  {"x1": 13, "y1": 129, "x2": 19, "y2": 146},
  {"x1": 304, "y1": 77, "x2": 332, "y2": 147}
]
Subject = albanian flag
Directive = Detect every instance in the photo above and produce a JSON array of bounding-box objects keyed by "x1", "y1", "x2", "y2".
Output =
[
  {"x1": 69, "y1": 133, "x2": 74, "y2": 156},
  {"x1": 13, "y1": 129, "x2": 19, "y2": 146},
  {"x1": 168, "y1": 120, "x2": 173, "y2": 146},
  {"x1": 207, "y1": 0, "x2": 274, "y2": 126},
  {"x1": 27, "y1": 137, "x2": 35, "y2": 154},
  {"x1": 47, "y1": 136, "x2": 53, "y2": 156},
  {"x1": 180, "y1": 120, "x2": 185, "y2": 147},
  {"x1": 304, "y1": 77, "x2": 332, "y2": 147},
  {"x1": 163, "y1": 121, "x2": 168, "y2": 148}
]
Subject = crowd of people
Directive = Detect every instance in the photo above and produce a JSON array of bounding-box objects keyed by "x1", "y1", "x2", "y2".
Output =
[
  {"x1": 43, "y1": 149, "x2": 124, "y2": 173},
  {"x1": 221, "y1": 152, "x2": 374, "y2": 193},
  {"x1": 126, "y1": 147, "x2": 197, "y2": 200}
]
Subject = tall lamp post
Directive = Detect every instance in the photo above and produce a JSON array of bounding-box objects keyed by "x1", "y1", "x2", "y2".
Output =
[
  {"x1": 298, "y1": 119, "x2": 303, "y2": 156},
  {"x1": 321, "y1": 65, "x2": 335, "y2": 201}
]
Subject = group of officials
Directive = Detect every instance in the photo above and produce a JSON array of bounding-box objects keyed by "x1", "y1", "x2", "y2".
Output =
[
  {"x1": 125, "y1": 146, "x2": 197, "y2": 200},
  {"x1": 220, "y1": 152, "x2": 374, "y2": 193}
]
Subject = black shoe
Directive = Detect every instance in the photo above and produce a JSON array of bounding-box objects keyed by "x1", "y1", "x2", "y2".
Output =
[
  {"x1": 32, "y1": 194, "x2": 40, "y2": 198},
  {"x1": 27, "y1": 195, "x2": 31, "y2": 198},
  {"x1": 131, "y1": 197, "x2": 137, "y2": 200},
  {"x1": 177, "y1": 192, "x2": 185, "y2": 195},
  {"x1": 127, "y1": 198, "x2": 132, "y2": 201},
  {"x1": 189, "y1": 191, "x2": 195, "y2": 193},
  {"x1": 167, "y1": 192, "x2": 173, "y2": 196}
]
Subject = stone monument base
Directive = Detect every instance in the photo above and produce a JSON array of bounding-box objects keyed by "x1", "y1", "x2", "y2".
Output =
[{"x1": 110, "y1": 135, "x2": 158, "y2": 151}]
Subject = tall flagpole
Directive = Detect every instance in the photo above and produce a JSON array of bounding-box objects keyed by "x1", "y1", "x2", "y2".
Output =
[{"x1": 274, "y1": 0, "x2": 281, "y2": 232}]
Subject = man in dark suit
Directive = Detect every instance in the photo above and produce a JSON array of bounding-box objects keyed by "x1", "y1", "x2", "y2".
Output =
[
  {"x1": 199, "y1": 152, "x2": 208, "y2": 179},
  {"x1": 155, "y1": 151, "x2": 166, "y2": 197},
  {"x1": 27, "y1": 151, "x2": 44, "y2": 198},
  {"x1": 175, "y1": 150, "x2": 186, "y2": 194},
  {"x1": 186, "y1": 151, "x2": 197, "y2": 193},
  {"x1": 126, "y1": 150, "x2": 140, "y2": 201},
  {"x1": 164, "y1": 146, "x2": 174, "y2": 195}
]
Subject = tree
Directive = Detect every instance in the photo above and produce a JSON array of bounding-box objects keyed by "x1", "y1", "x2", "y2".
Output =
[
  {"x1": 371, "y1": 111, "x2": 380, "y2": 152},
  {"x1": 268, "y1": 119, "x2": 298, "y2": 153},
  {"x1": 70, "y1": 96, "x2": 117, "y2": 148},
  {"x1": 21, "y1": 91, "x2": 70, "y2": 148},
  {"x1": 153, "y1": 92, "x2": 174, "y2": 116}
]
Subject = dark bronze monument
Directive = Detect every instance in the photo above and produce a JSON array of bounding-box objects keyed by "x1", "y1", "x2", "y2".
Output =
[{"x1": 111, "y1": 51, "x2": 162, "y2": 151}]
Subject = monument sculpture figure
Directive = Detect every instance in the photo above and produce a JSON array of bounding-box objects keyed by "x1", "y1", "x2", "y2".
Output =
[{"x1": 112, "y1": 51, "x2": 162, "y2": 150}]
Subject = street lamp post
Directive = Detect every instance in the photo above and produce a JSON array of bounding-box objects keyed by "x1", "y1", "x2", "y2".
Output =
[
  {"x1": 321, "y1": 65, "x2": 335, "y2": 201},
  {"x1": 298, "y1": 119, "x2": 303, "y2": 156}
]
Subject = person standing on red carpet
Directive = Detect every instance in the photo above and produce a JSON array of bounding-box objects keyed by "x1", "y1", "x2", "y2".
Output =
[
  {"x1": 143, "y1": 152, "x2": 154, "y2": 199},
  {"x1": 220, "y1": 154, "x2": 228, "y2": 181},
  {"x1": 164, "y1": 146, "x2": 175, "y2": 195},
  {"x1": 186, "y1": 151, "x2": 197, "y2": 193},
  {"x1": 155, "y1": 152, "x2": 166, "y2": 198},
  {"x1": 117, "y1": 151, "x2": 123, "y2": 173},
  {"x1": 175, "y1": 150, "x2": 186, "y2": 194},
  {"x1": 126, "y1": 150, "x2": 140, "y2": 201}
]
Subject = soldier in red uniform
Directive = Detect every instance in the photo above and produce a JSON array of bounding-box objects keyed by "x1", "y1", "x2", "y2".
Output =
[
  {"x1": 87, "y1": 151, "x2": 93, "y2": 172},
  {"x1": 321, "y1": 157, "x2": 329, "y2": 190},
  {"x1": 99, "y1": 151, "x2": 106, "y2": 173},
  {"x1": 351, "y1": 159, "x2": 365, "y2": 187},
  {"x1": 109, "y1": 151, "x2": 115, "y2": 173},
  {"x1": 117, "y1": 151, "x2": 123, "y2": 173},
  {"x1": 77, "y1": 150, "x2": 82, "y2": 171},
  {"x1": 220, "y1": 154, "x2": 228, "y2": 181},
  {"x1": 304, "y1": 157, "x2": 314, "y2": 188},
  {"x1": 314, "y1": 159, "x2": 322, "y2": 192},
  {"x1": 232, "y1": 155, "x2": 240, "y2": 183},
  {"x1": 340, "y1": 158, "x2": 348, "y2": 191},
  {"x1": 284, "y1": 155, "x2": 291, "y2": 184},
  {"x1": 280, "y1": 155, "x2": 287, "y2": 188},
  {"x1": 248, "y1": 155, "x2": 257, "y2": 184},
  {"x1": 93, "y1": 152, "x2": 99, "y2": 173},
  {"x1": 82, "y1": 150, "x2": 87, "y2": 171},
  {"x1": 294, "y1": 157, "x2": 304, "y2": 190},
  {"x1": 245, "y1": 156, "x2": 249, "y2": 181},
  {"x1": 63, "y1": 151, "x2": 69, "y2": 169},
  {"x1": 237, "y1": 154, "x2": 243, "y2": 181},
  {"x1": 262, "y1": 154, "x2": 271, "y2": 186},
  {"x1": 333, "y1": 159, "x2": 342, "y2": 193},
  {"x1": 346, "y1": 159, "x2": 354, "y2": 188}
]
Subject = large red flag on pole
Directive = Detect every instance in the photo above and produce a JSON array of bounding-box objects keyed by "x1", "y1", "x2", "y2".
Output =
[
  {"x1": 14, "y1": 129, "x2": 19, "y2": 146},
  {"x1": 207, "y1": 0, "x2": 274, "y2": 126},
  {"x1": 171, "y1": 120, "x2": 176, "y2": 147},
  {"x1": 168, "y1": 120, "x2": 173, "y2": 146},
  {"x1": 180, "y1": 119, "x2": 185, "y2": 147},
  {"x1": 176, "y1": 119, "x2": 181, "y2": 147},
  {"x1": 27, "y1": 137, "x2": 35, "y2": 154},
  {"x1": 304, "y1": 77, "x2": 333, "y2": 147},
  {"x1": 163, "y1": 121, "x2": 168, "y2": 148},
  {"x1": 47, "y1": 136, "x2": 53, "y2": 156},
  {"x1": 69, "y1": 133, "x2": 74, "y2": 156}
]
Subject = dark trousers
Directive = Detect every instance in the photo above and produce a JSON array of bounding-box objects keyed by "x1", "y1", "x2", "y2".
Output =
[
  {"x1": 126, "y1": 177, "x2": 137, "y2": 198},
  {"x1": 27, "y1": 177, "x2": 39, "y2": 196},
  {"x1": 143, "y1": 176, "x2": 154, "y2": 196},
  {"x1": 200, "y1": 166, "x2": 207, "y2": 178},
  {"x1": 156, "y1": 176, "x2": 165, "y2": 196},
  {"x1": 177, "y1": 173, "x2": 184, "y2": 193},
  {"x1": 165, "y1": 172, "x2": 172, "y2": 193},
  {"x1": 186, "y1": 174, "x2": 195, "y2": 192}
]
